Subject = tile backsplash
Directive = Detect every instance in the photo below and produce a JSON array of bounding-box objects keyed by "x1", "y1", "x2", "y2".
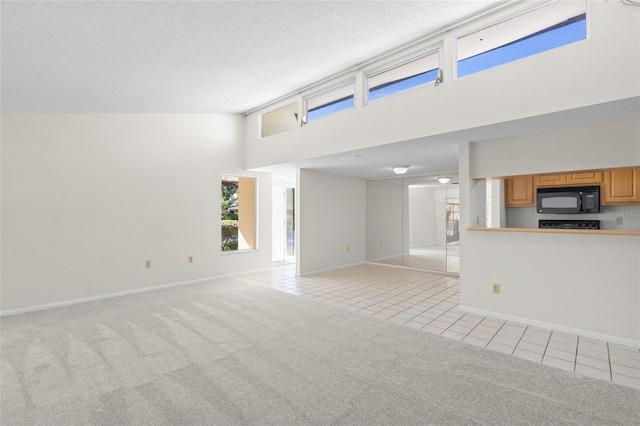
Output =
[{"x1": 507, "y1": 205, "x2": 640, "y2": 230}]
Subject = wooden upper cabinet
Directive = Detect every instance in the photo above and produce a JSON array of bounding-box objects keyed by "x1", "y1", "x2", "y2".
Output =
[
  {"x1": 603, "y1": 169, "x2": 640, "y2": 205},
  {"x1": 503, "y1": 167, "x2": 639, "y2": 208},
  {"x1": 533, "y1": 175, "x2": 566, "y2": 187},
  {"x1": 505, "y1": 176, "x2": 534, "y2": 207},
  {"x1": 566, "y1": 172, "x2": 602, "y2": 185},
  {"x1": 533, "y1": 172, "x2": 602, "y2": 187}
]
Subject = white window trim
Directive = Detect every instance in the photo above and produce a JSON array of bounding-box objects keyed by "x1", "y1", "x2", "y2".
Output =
[{"x1": 363, "y1": 43, "x2": 443, "y2": 106}]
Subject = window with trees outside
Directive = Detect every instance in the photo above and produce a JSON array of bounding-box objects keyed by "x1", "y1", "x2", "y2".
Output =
[{"x1": 221, "y1": 175, "x2": 257, "y2": 252}]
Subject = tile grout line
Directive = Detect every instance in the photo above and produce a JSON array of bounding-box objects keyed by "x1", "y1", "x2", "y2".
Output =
[
  {"x1": 607, "y1": 342, "x2": 613, "y2": 382},
  {"x1": 389, "y1": 286, "x2": 460, "y2": 323},
  {"x1": 540, "y1": 330, "x2": 553, "y2": 361},
  {"x1": 574, "y1": 335, "x2": 579, "y2": 372},
  {"x1": 450, "y1": 312, "x2": 488, "y2": 346},
  {"x1": 487, "y1": 321, "x2": 507, "y2": 350},
  {"x1": 511, "y1": 325, "x2": 528, "y2": 356}
]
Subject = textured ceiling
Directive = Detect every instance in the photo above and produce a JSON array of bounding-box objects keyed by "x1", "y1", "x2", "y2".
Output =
[{"x1": 1, "y1": 0, "x2": 504, "y2": 113}]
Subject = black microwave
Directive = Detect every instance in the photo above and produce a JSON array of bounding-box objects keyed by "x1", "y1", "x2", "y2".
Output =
[{"x1": 536, "y1": 186, "x2": 600, "y2": 214}]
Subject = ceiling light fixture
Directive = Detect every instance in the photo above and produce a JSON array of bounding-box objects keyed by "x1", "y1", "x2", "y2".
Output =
[
  {"x1": 392, "y1": 166, "x2": 410, "y2": 175},
  {"x1": 438, "y1": 176, "x2": 451, "y2": 184}
]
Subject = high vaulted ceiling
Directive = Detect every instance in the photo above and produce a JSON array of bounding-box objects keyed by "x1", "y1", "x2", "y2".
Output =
[{"x1": 1, "y1": 0, "x2": 505, "y2": 114}]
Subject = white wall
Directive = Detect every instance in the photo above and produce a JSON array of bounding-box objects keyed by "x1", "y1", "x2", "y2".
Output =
[
  {"x1": 1, "y1": 114, "x2": 272, "y2": 312},
  {"x1": 470, "y1": 118, "x2": 640, "y2": 178},
  {"x1": 461, "y1": 118, "x2": 640, "y2": 343},
  {"x1": 487, "y1": 179, "x2": 506, "y2": 229},
  {"x1": 462, "y1": 231, "x2": 639, "y2": 342},
  {"x1": 367, "y1": 179, "x2": 404, "y2": 260},
  {"x1": 244, "y1": 0, "x2": 640, "y2": 170},
  {"x1": 297, "y1": 169, "x2": 366, "y2": 274}
]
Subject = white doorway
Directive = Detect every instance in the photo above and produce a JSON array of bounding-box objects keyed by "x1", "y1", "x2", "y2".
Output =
[{"x1": 272, "y1": 186, "x2": 295, "y2": 263}]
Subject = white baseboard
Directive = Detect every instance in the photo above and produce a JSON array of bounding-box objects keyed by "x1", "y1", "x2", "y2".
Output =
[
  {"x1": 458, "y1": 305, "x2": 640, "y2": 349},
  {"x1": 367, "y1": 261, "x2": 459, "y2": 277},
  {"x1": 0, "y1": 266, "x2": 273, "y2": 317},
  {"x1": 368, "y1": 253, "x2": 405, "y2": 262}
]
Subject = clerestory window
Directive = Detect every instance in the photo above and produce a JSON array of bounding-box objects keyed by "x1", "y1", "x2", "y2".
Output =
[
  {"x1": 457, "y1": 0, "x2": 587, "y2": 78},
  {"x1": 261, "y1": 102, "x2": 299, "y2": 137},
  {"x1": 303, "y1": 79, "x2": 356, "y2": 123},
  {"x1": 365, "y1": 48, "x2": 441, "y2": 104}
]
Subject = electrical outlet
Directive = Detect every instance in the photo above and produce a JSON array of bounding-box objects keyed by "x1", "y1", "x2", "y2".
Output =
[
  {"x1": 616, "y1": 217, "x2": 623, "y2": 225},
  {"x1": 492, "y1": 283, "x2": 500, "y2": 294},
  {"x1": 188, "y1": 256, "x2": 193, "y2": 263},
  {"x1": 145, "y1": 260, "x2": 151, "y2": 268}
]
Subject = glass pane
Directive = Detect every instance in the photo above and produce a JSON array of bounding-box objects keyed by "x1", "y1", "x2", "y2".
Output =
[
  {"x1": 261, "y1": 102, "x2": 298, "y2": 137},
  {"x1": 221, "y1": 175, "x2": 256, "y2": 252},
  {"x1": 272, "y1": 186, "x2": 285, "y2": 262},
  {"x1": 542, "y1": 196, "x2": 578, "y2": 209},
  {"x1": 285, "y1": 188, "x2": 295, "y2": 258},
  {"x1": 366, "y1": 175, "x2": 461, "y2": 274},
  {"x1": 457, "y1": 1, "x2": 586, "y2": 77},
  {"x1": 406, "y1": 179, "x2": 445, "y2": 271},
  {"x1": 306, "y1": 81, "x2": 355, "y2": 121},
  {"x1": 445, "y1": 200, "x2": 460, "y2": 274},
  {"x1": 368, "y1": 51, "x2": 439, "y2": 102}
]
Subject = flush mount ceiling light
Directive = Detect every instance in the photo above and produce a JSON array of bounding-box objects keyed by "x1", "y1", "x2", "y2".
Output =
[
  {"x1": 392, "y1": 165, "x2": 410, "y2": 175},
  {"x1": 438, "y1": 176, "x2": 451, "y2": 184}
]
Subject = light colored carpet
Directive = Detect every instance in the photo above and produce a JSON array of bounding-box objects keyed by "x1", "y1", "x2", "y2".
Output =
[{"x1": 1, "y1": 277, "x2": 638, "y2": 425}]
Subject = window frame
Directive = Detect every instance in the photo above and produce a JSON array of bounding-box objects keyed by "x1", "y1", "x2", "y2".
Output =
[
  {"x1": 453, "y1": 0, "x2": 589, "y2": 79},
  {"x1": 363, "y1": 44, "x2": 443, "y2": 106},
  {"x1": 302, "y1": 78, "x2": 356, "y2": 124}
]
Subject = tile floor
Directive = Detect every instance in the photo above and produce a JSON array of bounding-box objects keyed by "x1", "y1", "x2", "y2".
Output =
[{"x1": 237, "y1": 262, "x2": 640, "y2": 390}]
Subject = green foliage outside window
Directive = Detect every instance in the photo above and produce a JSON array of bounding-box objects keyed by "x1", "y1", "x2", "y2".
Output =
[
  {"x1": 221, "y1": 180, "x2": 239, "y2": 251},
  {"x1": 221, "y1": 219, "x2": 238, "y2": 251}
]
